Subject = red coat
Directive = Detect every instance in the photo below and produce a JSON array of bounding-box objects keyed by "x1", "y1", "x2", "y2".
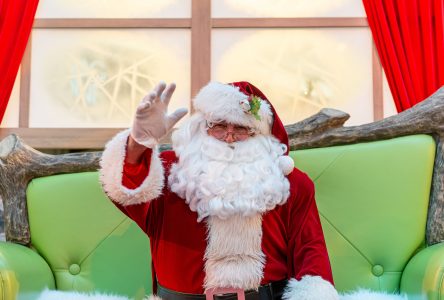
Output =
[{"x1": 113, "y1": 149, "x2": 334, "y2": 294}]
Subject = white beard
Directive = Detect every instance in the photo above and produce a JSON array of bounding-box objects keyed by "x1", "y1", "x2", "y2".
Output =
[
  {"x1": 168, "y1": 113, "x2": 291, "y2": 290},
  {"x1": 204, "y1": 214, "x2": 265, "y2": 290},
  {"x1": 168, "y1": 113, "x2": 290, "y2": 222}
]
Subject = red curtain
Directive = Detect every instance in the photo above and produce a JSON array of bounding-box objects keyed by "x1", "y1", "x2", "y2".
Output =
[
  {"x1": 363, "y1": 0, "x2": 444, "y2": 112},
  {"x1": 0, "y1": 0, "x2": 39, "y2": 123}
]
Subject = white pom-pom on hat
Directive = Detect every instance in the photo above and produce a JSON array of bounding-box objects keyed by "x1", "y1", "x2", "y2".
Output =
[{"x1": 279, "y1": 155, "x2": 295, "y2": 175}]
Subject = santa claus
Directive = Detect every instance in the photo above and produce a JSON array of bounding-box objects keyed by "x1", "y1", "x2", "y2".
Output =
[{"x1": 98, "y1": 81, "x2": 407, "y2": 300}]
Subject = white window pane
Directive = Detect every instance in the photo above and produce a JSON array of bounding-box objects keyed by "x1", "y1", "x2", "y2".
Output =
[
  {"x1": 212, "y1": 28, "x2": 373, "y2": 126},
  {"x1": 30, "y1": 29, "x2": 190, "y2": 128},
  {"x1": 383, "y1": 71, "x2": 397, "y2": 118},
  {"x1": 212, "y1": 0, "x2": 366, "y2": 18},
  {"x1": 36, "y1": 0, "x2": 191, "y2": 18},
  {"x1": 0, "y1": 69, "x2": 20, "y2": 128}
]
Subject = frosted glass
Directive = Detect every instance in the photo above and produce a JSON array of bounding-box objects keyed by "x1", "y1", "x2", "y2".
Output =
[
  {"x1": 212, "y1": 0, "x2": 366, "y2": 18},
  {"x1": 0, "y1": 69, "x2": 20, "y2": 128},
  {"x1": 36, "y1": 0, "x2": 191, "y2": 18},
  {"x1": 383, "y1": 71, "x2": 398, "y2": 118},
  {"x1": 30, "y1": 29, "x2": 190, "y2": 128},
  {"x1": 212, "y1": 28, "x2": 373, "y2": 126}
]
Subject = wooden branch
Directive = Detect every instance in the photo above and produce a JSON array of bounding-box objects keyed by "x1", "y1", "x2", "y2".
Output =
[
  {"x1": 285, "y1": 108, "x2": 350, "y2": 138},
  {"x1": 287, "y1": 87, "x2": 444, "y2": 150},
  {"x1": 286, "y1": 86, "x2": 444, "y2": 245},
  {"x1": 0, "y1": 134, "x2": 101, "y2": 245},
  {"x1": 427, "y1": 133, "x2": 444, "y2": 245}
]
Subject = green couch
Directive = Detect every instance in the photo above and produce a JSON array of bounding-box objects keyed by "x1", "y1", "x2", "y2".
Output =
[
  {"x1": 0, "y1": 171, "x2": 152, "y2": 300},
  {"x1": 0, "y1": 133, "x2": 442, "y2": 299}
]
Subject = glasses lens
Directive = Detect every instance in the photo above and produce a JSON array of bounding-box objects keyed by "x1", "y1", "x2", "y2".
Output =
[
  {"x1": 210, "y1": 124, "x2": 228, "y2": 139},
  {"x1": 207, "y1": 122, "x2": 253, "y2": 141},
  {"x1": 233, "y1": 126, "x2": 249, "y2": 135}
]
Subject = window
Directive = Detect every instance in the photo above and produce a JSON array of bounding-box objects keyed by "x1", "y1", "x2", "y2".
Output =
[{"x1": 1, "y1": 0, "x2": 388, "y2": 149}]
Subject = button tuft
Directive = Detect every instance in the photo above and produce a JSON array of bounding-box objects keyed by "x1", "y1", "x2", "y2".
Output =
[
  {"x1": 69, "y1": 264, "x2": 81, "y2": 275},
  {"x1": 372, "y1": 265, "x2": 384, "y2": 277}
]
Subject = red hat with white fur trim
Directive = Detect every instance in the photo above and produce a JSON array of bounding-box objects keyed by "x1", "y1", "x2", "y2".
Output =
[{"x1": 193, "y1": 81, "x2": 295, "y2": 175}]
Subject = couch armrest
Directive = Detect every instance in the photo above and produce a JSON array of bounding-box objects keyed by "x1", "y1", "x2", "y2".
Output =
[
  {"x1": 0, "y1": 242, "x2": 55, "y2": 300},
  {"x1": 400, "y1": 242, "x2": 444, "y2": 299}
]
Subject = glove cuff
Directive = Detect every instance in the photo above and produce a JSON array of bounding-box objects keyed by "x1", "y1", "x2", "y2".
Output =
[{"x1": 130, "y1": 130, "x2": 159, "y2": 149}]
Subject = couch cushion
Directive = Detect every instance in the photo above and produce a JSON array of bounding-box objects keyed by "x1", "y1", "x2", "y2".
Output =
[
  {"x1": 291, "y1": 134, "x2": 435, "y2": 293},
  {"x1": 27, "y1": 172, "x2": 151, "y2": 299}
]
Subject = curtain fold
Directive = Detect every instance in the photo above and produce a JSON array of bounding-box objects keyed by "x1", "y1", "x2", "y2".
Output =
[
  {"x1": 363, "y1": 0, "x2": 444, "y2": 112},
  {"x1": 0, "y1": 0, "x2": 39, "y2": 123}
]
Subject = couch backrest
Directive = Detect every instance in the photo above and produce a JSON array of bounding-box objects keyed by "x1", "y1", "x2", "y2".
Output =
[
  {"x1": 26, "y1": 172, "x2": 151, "y2": 299},
  {"x1": 25, "y1": 134, "x2": 436, "y2": 296},
  {"x1": 291, "y1": 134, "x2": 436, "y2": 293}
]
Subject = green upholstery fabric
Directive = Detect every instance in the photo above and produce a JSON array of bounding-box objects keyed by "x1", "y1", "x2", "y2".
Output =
[
  {"x1": 400, "y1": 243, "x2": 444, "y2": 299},
  {"x1": 26, "y1": 172, "x2": 151, "y2": 300},
  {"x1": 291, "y1": 134, "x2": 436, "y2": 293},
  {"x1": 0, "y1": 242, "x2": 54, "y2": 300}
]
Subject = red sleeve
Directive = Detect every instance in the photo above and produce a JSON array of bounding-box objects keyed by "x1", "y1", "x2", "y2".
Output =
[
  {"x1": 287, "y1": 170, "x2": 334, "y2": 285},
  {"x1": 112, "y1": 147, "x2": 157, "y2": 235},
  {"x1": 112, "y1": 148, "x2": 177, "y2": 238},
  {"x1": 122, "y1": 148, "x2": 152, "y2": 189}
]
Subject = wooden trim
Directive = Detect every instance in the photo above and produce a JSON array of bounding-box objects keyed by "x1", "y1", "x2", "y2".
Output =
[
  {"x1": 33, "y1": 18, "x2": 192, "y2": 28},
  {"x1": 191, "y1": 0, "x2": 211, "y2": 99},
  {"x1": 33, "y1": 17, "x2": 367, "y2": 29},
  {"x1": 372, "y1": 43, "x2": 383, "y2": 121},
  {"x1": 19, "y1": 36, "x2": 32, "y2": 128},
  {"x1": 0, "y1": 128, "x2": 123, "y2": 149},
  {"x1": 212, "y1": 17, "x2": 368, "y2": 28},
  {"x1": 0, "y1": 128, "x2": 172, "y2": 149}
]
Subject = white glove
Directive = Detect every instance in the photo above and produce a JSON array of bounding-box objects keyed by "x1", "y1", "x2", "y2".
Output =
[{"x1": 130, "y1": 82, "x2": 188, "y2": 148}]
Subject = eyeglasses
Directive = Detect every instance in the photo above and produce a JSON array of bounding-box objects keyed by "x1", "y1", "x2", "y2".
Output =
[{"x1": 206, "y1": 121, "x2": 255, "y2": 141}]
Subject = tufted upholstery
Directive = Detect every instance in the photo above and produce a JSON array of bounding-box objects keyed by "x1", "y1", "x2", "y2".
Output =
[
  {"x1": 26, "y1": 172, "x2": 152, "y2": 300},
  {"x1": 291, "y1": 134, "x2": 436, "y2": 293}
]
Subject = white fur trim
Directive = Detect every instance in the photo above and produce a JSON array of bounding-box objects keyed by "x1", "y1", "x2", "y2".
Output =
[
  {"x1": 143, "y1": 296, "x2": 163, "y2": 300},
  {"x1": 204, "y1": 215, "x2": 265, "y2": 291},
  {"x1": 339, "y1": 289, "x2": 409, "y2": 300},
  {"x1": 279, "y1": 155, "x2": 294, "y2": 175},
  {"x1": 99, "y1": 129, "x2": 164, "y2": 206},
  {"x1": 283, "y1": 277, "x2": 410, "y2": 300},
  {"x1": 193, "y1": 82, "x2": 273, "y2": 135},
  {"x1": 37, "y1": 289, "x2": 130, "y2": 300},
  {"x1": 283, "y1": 276, "x2": 339, "y2": 300}
]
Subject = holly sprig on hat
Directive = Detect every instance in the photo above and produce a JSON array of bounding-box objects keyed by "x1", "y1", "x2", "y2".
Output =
[{"x1": 248, "y1": 95, "x2": 262, "y2": 121}]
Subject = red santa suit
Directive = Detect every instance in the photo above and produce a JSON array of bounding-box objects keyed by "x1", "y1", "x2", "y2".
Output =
[{"x1": 99, "y1": 82, "x2": 339, "y2": 300}]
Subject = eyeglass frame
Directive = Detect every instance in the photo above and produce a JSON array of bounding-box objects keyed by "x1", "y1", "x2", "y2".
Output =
[{"x1": 206, "y1": 120, "x2": 256, "y2": 142}]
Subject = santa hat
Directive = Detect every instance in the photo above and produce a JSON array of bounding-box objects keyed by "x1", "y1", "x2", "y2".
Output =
[{"x1": 193, "y1": 81, "x2": 295, "y2": 175}]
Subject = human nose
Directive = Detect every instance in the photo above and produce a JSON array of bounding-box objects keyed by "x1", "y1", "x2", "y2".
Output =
[
  {"x1": 223, "y1": 125, "x2": 236, "y2": 143},
  {"x1": 224, "y1": 132, "x2": 236, "y2": 143}
]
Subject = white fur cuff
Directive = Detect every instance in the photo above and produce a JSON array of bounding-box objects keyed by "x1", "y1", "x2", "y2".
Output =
[
  {"x1": 99, "y1": 129, "x2": 165, "y2": 206},
  {"x1": 37, "y1": 289, "x2": 130, "y2": 300},
  {"x1": 144, "y1": 295, "x2": 163, "y2": 300},
  {"x1": 283, "y1": 276, "x2": 339, "y2": 300}
]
